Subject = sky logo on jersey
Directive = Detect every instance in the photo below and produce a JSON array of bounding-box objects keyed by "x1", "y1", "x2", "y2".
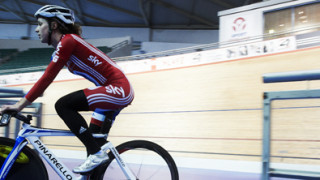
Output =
[
  {"x1": 52, "y1": 55, "x2": 59, "y2": 62},
  {"x1": 56, "y1": 43, "x2": 62, "y2": 55},
  {"x1": 106, "y1": 85, "x2": 125, "y2": 98},
  {"x1": 88, "y1": 55, "x2": 102, "y2": 66},
  {"x1": 52, "y1": 43, "x2": 62, "y2": 63}
]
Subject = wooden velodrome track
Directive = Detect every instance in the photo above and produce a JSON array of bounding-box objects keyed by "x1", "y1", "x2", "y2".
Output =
[{"x1": 6, "y1": 45, "x2": 320, "y2": 166}]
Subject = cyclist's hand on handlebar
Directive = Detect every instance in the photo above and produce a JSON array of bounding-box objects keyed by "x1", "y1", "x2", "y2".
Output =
[
  {"x1": 0, "y1": 98, "x2": 30, "y2": 115},
  {"x1": 0, "y1": 105, "x2": 21, "y2": 126},
  {"x1": 0, "y1": 104, "x2": 20, "y2": 115},
  {"x1": 1, "y1": 98, "x2": 31, "y2": 115}
]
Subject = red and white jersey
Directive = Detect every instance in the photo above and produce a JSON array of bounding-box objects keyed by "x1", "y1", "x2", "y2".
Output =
[{"x1": 25, "y1": 34, "x2": 133, "y2": 106}]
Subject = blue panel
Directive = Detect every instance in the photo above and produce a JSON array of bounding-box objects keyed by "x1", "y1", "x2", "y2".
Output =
[{"x1": 263, "y1": 70, "x2": 320, "y2": 83}]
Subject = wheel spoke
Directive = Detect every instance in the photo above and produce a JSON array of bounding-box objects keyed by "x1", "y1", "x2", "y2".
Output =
[
  {"x1": 136, "y1": 151, "x2": 145, "y2": 177},
  {"x1": 145, "y1": 165, "x2": 166, "y2": 180}
]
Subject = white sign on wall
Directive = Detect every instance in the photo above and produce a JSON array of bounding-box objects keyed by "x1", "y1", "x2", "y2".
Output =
[{"x1": 219, "y1": 10, "x2": 263, "y2": 43}]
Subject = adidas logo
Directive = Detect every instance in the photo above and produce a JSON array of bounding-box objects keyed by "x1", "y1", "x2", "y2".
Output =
[{"x1": 79, "y1": 126, "x2": 87, "y2": 134}]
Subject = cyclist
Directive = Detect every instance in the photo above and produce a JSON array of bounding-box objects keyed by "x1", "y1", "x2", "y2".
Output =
[{"x1": 0, "y1": 5, "x2": 134, "y2": 173}]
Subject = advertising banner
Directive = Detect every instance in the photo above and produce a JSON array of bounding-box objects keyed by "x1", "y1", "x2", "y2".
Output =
[
  {"x1": 219, "y1": 10, "x2": 263, "y2": 43},
  {"x1": 0, "y1": 37, "x2": 296, "y2": 86}
]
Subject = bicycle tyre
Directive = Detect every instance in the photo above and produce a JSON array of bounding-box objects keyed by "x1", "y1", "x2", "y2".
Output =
[
  {"x1": 91, "y1": 140, "x2": 179, "y2": 180},
  {"x1": 0, "y1": 137, "x2": 48, "y2": 180}
]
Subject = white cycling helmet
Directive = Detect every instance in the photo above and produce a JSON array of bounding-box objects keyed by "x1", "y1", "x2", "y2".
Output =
[{"x1": 34, "y1": 5, "x2": 75, "y2": 24}]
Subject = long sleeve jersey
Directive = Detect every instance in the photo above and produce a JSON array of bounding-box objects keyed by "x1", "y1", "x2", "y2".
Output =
[{"x1": 25, "y1": 34, "x2": 129, "y2": 102}]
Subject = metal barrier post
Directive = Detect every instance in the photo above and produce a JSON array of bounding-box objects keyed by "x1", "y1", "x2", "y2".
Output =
[
  {"x1": 262, "y1": 92, "x2": 271, "y2": 180},
  {"x1": 262, "y1": 70, "x2": 320, "y2": 180}
]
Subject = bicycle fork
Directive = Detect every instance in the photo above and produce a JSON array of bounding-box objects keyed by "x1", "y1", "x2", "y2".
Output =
[
  {"x1": 0, "y1": 136, "x2": 28, "y2": 180},
  {"x1": 101, "y1": 142, "x2": 136, "y2": 180}
]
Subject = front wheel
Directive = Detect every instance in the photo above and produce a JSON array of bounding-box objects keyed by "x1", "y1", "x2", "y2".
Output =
[
  {"x1": 0, "y1": 137, "x2": 48, "y2": 180},
  {"x1": 92, "y1": 140, "x2": 179, "y2": 180}
]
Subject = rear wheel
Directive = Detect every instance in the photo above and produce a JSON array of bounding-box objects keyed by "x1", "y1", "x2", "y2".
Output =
[
  {"x1": 0, "y1": 137, "x2": 48, "y2": 180},
  {"x1": 91, "y1": 140, "x2": 179, "y2": 180}
]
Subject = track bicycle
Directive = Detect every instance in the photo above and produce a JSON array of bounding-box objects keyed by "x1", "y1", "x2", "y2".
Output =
[{"x1": 0, "y1": 111, "x2": 179, "y2": 180}]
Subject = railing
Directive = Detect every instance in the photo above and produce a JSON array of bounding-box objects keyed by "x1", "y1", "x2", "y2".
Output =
[
  {"x1": 113, "y1": 24, "x2": 320, "y2": 61},
  {"x1": 110, "y1": 40, "x2": 129, "y2": 51},
  {"x1": 262, "y1": 70, "x2": 320, "y2": 180}
]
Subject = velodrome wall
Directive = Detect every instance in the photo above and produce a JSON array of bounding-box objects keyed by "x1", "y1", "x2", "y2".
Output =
[{"x1": 2, "y1": 39, "x2": 320, "y2": 169}]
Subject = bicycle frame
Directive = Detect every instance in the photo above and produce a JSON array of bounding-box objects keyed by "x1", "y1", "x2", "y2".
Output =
[{"x1": 0, "y1": 122, "x2": 136, "y2": 180}]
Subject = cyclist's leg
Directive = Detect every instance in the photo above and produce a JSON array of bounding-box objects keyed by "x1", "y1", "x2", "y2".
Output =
[
  {"x1": 84, "y1": 84, "x2": 134, "y2": 146},
  {"x1": 74, "y1": 84, "x2": 133, "y2": 173},
  {"x1": 88, "y1": 108, "x2": 120, "y2": 147},
  {"x1": 55, "y1": 90, "x2": 101, "y2": 155}
]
